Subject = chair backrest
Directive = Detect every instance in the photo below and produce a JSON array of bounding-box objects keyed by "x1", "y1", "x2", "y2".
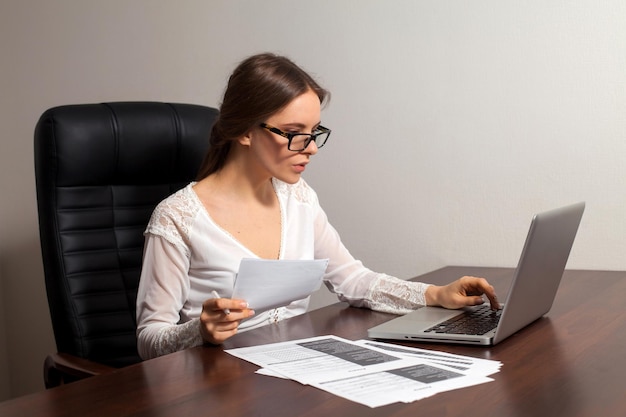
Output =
[{"x1": 34, "y1": 102, "x2": 218, "y2": 367}]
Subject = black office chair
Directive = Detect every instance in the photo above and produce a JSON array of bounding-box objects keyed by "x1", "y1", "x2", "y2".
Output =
[{"x1": 34, "y1": 102, "x2": 218, "y2": 388}]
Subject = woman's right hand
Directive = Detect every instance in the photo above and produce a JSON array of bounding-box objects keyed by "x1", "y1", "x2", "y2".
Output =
[{"x1": 199, "y1": 297, "x2": 255, "y2": 344}]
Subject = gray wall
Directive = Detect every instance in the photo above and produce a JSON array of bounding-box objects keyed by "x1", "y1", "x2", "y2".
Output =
[{"x1": 1, "y1": 0, "x2": 624, "y2": 400}]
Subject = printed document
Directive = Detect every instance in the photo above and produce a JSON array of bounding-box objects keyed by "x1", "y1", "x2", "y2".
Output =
[
  {"x1": 226, "y1": 335, "x2": 499, "y2": 408},
  {"x1": 357, "y1": 340, "x2": 502, "y2": 376}
]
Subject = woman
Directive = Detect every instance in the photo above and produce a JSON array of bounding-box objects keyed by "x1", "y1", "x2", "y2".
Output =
[{"x1": 136, "y1": 53, "x2": 499, "y2": 360}]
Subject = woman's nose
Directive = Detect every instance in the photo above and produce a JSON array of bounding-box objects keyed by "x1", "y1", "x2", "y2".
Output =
[{"x1": 303, "y1": 139, "x2": 319, "y2": 155}]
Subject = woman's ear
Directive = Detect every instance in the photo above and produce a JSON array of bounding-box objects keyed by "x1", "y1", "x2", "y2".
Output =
[{"x1": 238, "y1": 130, "x2": 253, "y2": 147}]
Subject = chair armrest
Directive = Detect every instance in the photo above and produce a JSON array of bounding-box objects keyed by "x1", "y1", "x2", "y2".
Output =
[{"x1": 44, "y1": 352, "x2": 116, "y2": 389}]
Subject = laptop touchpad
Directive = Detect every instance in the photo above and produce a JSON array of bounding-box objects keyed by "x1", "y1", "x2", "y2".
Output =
[{"x1": 398, "y1": 307, "x2": 461, "y2": 323}]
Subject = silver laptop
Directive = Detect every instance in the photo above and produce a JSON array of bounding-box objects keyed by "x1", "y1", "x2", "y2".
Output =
[{"x1": 368, "y1": 202, "x2": 585, "y2": 346}]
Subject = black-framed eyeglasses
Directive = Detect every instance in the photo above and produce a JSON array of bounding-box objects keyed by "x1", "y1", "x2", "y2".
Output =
[{"x1": 259, "y1": 123, "x2": 332, "y2": 151}]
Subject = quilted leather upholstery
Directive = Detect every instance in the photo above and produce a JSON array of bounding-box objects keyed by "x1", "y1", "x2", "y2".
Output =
[{"x1": 34, "y1": 102, "x2": 218, "y2": 367}]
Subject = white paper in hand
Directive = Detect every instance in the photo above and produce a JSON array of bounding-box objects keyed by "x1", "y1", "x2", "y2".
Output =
[{"x1": 232, "y1": 258, "x2": 329, "y2": 312}]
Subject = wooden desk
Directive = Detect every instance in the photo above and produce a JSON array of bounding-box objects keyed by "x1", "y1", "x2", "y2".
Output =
[{"x1": 1, "y1": 267, "x2": 625, "y2": 416}]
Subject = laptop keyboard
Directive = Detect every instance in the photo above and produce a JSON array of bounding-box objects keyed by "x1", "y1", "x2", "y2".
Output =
[{"x1": 424, "y1": 305, "x2": 502, "y2": 336}]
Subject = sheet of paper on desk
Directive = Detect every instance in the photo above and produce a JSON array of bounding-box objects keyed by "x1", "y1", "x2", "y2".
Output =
[
  {"x1": 232, "y1": 258, "x2": 329, "y2": 312},
  {"x1": 226, "y1": 335, "x2": 496, "y2": 408}
]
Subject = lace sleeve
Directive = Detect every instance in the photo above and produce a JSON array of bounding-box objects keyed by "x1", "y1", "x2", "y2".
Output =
[
  {"x1": 145, "y1": 183, "x2": 199, "y2": 257},
  {"x1": 153, "y1": 319, "x2": 205, "y2": 357},
  {"x1": 366, "y1": 275, "x2": 431, "y2": 315}
]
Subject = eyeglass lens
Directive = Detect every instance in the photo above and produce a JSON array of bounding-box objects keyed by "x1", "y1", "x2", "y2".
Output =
[{"x1": 289, "y1": 131, "x2": 330, "y2": 151}]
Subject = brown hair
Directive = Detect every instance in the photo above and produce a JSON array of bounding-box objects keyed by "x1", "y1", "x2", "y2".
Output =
[{"x1": 196, "y1": 53, "x2": 330, "y2": 179}]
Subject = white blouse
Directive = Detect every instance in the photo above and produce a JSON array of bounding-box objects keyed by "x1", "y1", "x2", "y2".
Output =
[{"x1": 136, "y1": 178, "x2": 430, "y2": 360}]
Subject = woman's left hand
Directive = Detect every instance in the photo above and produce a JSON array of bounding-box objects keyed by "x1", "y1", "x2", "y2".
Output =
[{"x1": 425, "y1": 276, "x2": 500, "y2": 310}]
